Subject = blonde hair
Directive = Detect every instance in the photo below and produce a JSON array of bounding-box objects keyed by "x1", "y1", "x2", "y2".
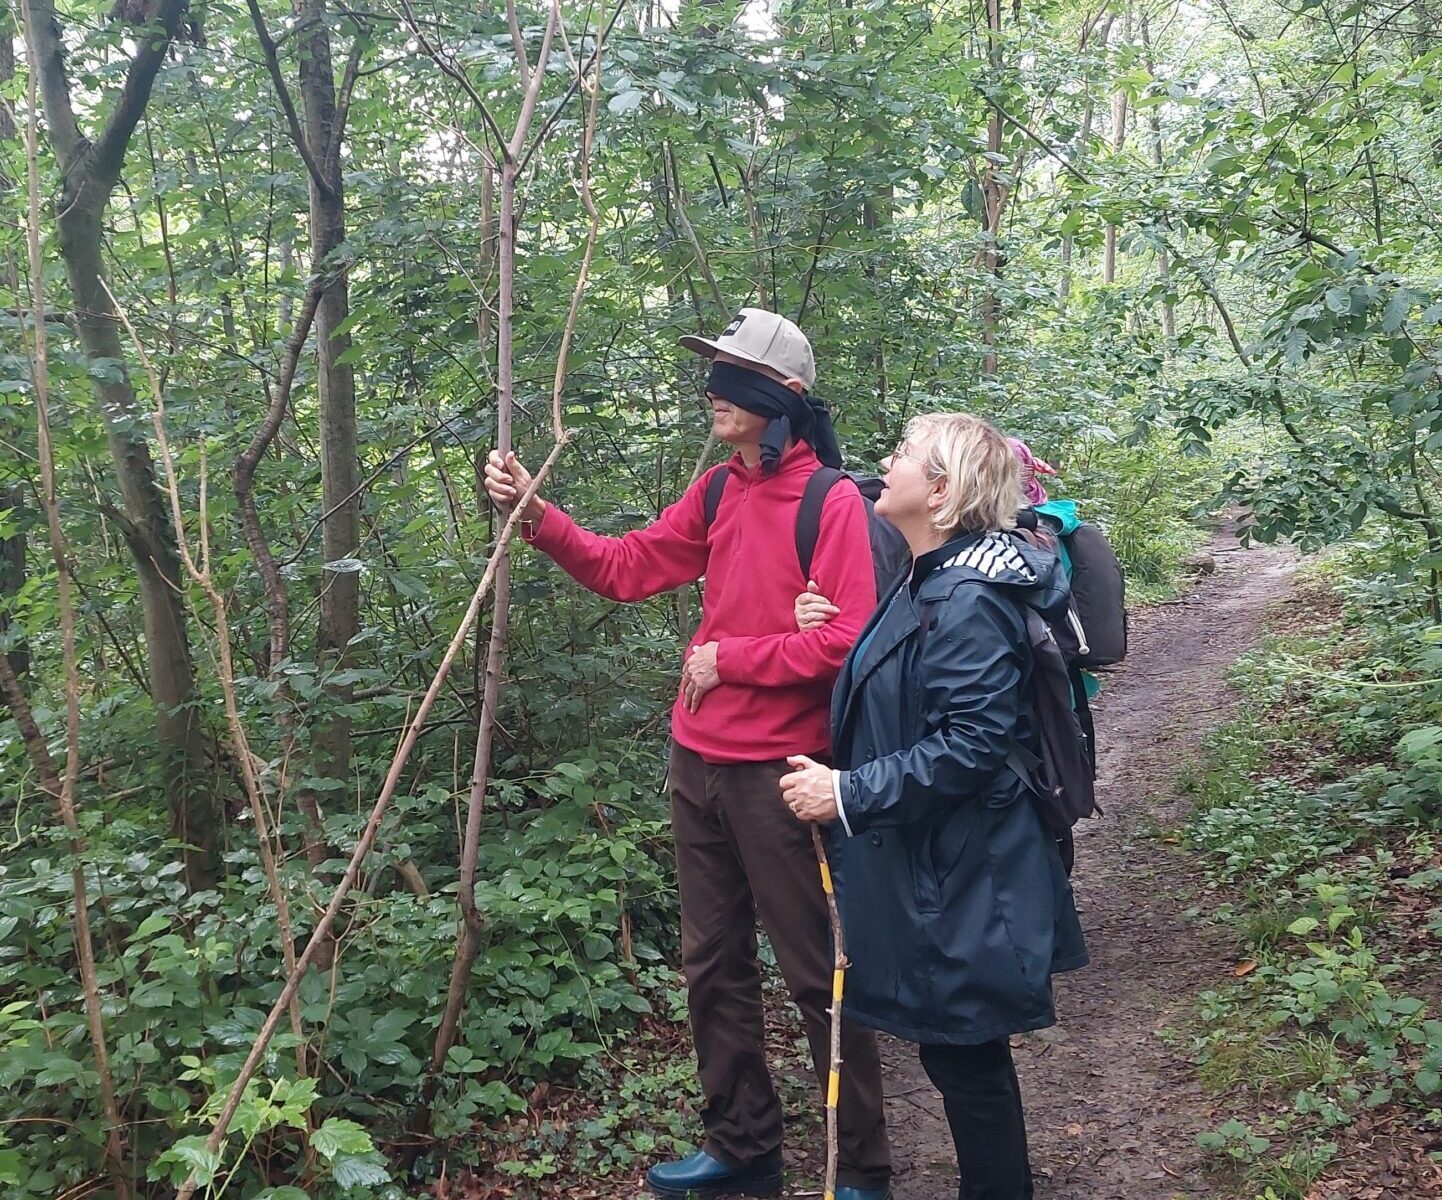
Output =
[{"x1": 904, "y1": 413, "x2": 1021, "y2": 535}]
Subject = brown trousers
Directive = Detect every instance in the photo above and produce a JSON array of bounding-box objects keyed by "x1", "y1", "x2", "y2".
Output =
[{"x1": 668, "y1": 743, "x2": 891, "y2": 1190}]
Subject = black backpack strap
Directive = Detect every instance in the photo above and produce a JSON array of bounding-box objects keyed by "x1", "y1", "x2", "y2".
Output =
[
  {"x1": 1005, "y1": 739, "x2": 1042, "y2": 786},
  {"x1": 1069, "y1": 662, "x2": 1098, "y2": 781},
  {"x1": 703, "y1": 468, "x2": 728, "y2": 527},
  {"x1": 795, "y1": 466, "x2": 845, "y2": 581}
]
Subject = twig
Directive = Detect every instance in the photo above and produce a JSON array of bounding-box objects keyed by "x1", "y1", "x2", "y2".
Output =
[{"x1": 13, "y1": 25, "x2": 130, "y2": 1195}]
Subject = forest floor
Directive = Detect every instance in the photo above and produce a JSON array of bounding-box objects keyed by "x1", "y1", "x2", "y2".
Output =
[{"x1": 881, "y1": 520, "x2": 1297, "y2": 1200}]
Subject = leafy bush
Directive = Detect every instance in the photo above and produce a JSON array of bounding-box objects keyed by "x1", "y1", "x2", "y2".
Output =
[
  {"x1": 1179, "y1": 568, "x2": 1442, "y2": 1193},
  {"x1": 0, "y1": 755, "x2": 676, "y2": 1197}
]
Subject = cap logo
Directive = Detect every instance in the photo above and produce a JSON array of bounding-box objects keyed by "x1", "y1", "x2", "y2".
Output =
[{"x1": 721, "y1": 314, "x2": 747, "y2": 337}]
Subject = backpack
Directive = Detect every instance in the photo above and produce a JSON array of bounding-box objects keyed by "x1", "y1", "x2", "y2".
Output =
[
  {"x1": 1016, "y1": 507, "x2": 1127, "y2": 669},
  {"x1": 703, "y1": 467, "x2": 910, "y2": 597},
  {"x1": 1003, "y1": 604, "x2": 1100, "y2": 851},
  {"x1": 915, "y1": 576, "x2": 1099, "y2": 875},
  {"x1": 1010, "y1": 518, "x2": 1099, "y2": 781}
]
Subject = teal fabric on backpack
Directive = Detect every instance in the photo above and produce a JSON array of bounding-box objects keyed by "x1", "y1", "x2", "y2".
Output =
[
  {"x1": 1034, "y1": 498, "x2": 1080, "y2": 534},
  {"x1": 1032, "y1": 500, "x2": 1099, "y2": 699},
  {"x1": 1034, "y1": 500, "x2": 1080, "y2": 575}
]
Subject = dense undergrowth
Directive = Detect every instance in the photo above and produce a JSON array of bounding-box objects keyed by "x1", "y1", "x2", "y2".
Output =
[{"x1": 1177, "y1": 546, "x2": 1442, "y2": 1199}]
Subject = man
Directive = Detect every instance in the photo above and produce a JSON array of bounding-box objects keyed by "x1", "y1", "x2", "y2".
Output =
[{"x1": 484, "y1": 309, "x2": 892, "y2": 1199}]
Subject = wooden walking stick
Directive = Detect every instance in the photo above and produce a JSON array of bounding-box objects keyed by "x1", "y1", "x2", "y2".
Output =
[{"x1": 810, "y1": 824, "x2": 846, "y2": 1200}]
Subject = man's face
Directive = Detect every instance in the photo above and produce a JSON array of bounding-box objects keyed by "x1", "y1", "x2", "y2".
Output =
[{"x1": 705, "y1": 352, "x2": 789, "y2": 447}]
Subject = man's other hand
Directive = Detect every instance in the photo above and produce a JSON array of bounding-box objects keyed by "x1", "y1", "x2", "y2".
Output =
[{"x1": 682, "y1": 641, "x2": 721, "y2": 712}]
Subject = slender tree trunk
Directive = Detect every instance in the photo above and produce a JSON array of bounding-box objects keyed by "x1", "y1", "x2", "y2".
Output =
[
  {"x1": 426, "y1": 0, "x2": 565, "y2": 1073},
  {"x1": 0, "y1": 493, "x2": 22, "y2": 687},
  {"x1": 12, "y1": 34, "x2": 129, "y2": 1192},
  {"x1": 59, "y1": 202, "x2": 217, "y2": 880},
  {"x1": 27, "y1": 0, "x2": 218, "y2": 889},
  {"x1": 299, "y1": 0, "x2": 361, "y2": 815},
  {"x1": 980, "y1": 0, "x2": 1005, "y2": 375},
  {"x1": 1140, "y1": 11, "x2": 1175, "y2": 348},
  {"x1": 1, "y1": 17, "x2": 27, "y2": 688},
  {"x1": 1103, "y1": 6, "x2": 1131, "y2": 286},
  {"x1": 1059, "y1": 13, "x2": 1113, "y2": 310},
  {"x1": 863, "y1": 194, "x2": 891, "y2": 420}
]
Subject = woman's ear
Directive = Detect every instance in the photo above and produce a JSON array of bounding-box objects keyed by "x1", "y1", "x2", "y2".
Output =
[{"x1": 928, "y1": 474, "x2": 949, "y2": 511}]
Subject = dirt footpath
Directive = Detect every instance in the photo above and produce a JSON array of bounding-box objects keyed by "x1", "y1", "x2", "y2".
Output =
[{"x1": 883, "y1": 528, "x2": 1296, "y2": 1200}]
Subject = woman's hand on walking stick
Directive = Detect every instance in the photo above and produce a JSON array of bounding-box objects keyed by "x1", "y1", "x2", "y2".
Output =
[{"x1": 781, "y1": 755, "x2": 838, "y2": 823}]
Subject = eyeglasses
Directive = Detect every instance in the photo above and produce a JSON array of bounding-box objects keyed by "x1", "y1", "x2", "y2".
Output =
[{"x1": 883, "y1": 442, "x2": 932, "y2": 472}]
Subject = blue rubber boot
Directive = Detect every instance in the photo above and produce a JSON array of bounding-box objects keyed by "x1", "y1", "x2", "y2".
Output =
[
  {"x1": 645, "y1": 1149, "x2": 784, "y2": 1198},
  {"x1": 834, "y1": 1188, "x2": 893, "y2": 1200}
]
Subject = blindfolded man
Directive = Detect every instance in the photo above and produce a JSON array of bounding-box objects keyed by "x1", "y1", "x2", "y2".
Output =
[{"x1": 484, "y1": 309, "x2": 891, "y2": 1199}]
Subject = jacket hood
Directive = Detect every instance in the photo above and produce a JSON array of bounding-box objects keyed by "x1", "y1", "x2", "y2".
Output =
[{"x1": 918, "y1": 531, "x2": 1071, "y2": 622}]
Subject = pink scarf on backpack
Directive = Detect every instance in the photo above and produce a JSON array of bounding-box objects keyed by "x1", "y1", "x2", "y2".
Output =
[{"x1": 1009, "y1": 437, "x2": 1058, "y2": 506}]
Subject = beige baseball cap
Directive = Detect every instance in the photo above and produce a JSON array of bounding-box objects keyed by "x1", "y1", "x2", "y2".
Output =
[{"x1": 679, "y1": 308, "x2": 816, "y2": 392}]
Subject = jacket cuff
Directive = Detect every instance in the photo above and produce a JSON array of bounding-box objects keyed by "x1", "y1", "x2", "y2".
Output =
[
  {"x1": 520, "y1": 500, "x2": 559, "y2": 547},
  {"x1": 714, "y1": 637, "x2": 747, "y2": 684},
  {"x1": 834, "y1": 770, "x2": 856, "y2": 836}
]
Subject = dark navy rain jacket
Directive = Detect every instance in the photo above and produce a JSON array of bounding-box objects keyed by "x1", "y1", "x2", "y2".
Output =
[{"x1": 830, "y1": 530, "x2": 1089, "y2": 1045}]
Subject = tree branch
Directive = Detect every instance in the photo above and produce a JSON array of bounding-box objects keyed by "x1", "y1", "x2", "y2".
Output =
[
  {"x1": 507, "y1": 0, "x2": 532, "y2": 92},
  {"x1": 22, "y1": 0, "x2": 85, "y2": 168},
  {"x1": 665, "y1": 142, "x2": 728, "y2": 318},
  {"x1": 396, "y1": 0, "x2": 508, "y2": 161},
  {"x1": 234, "y1": 275, "x2": 326, "y2": 670},
  {"x1": 89, "y1": 0, "x2": 190, "y2": 191},
  {"x1": 982, "y1": 87, "x2": 1091, "y2": 185},
  {"x1": 518, "y1": 0, "x2": 627, "y2": 176},
  {"x1": 1287, "y1": 220, "x2": 1383, "y2": 275},
  {"x1": 246, "y1": 0, "x2": 339, "y2": 199},
  {"x1": 506, "y1": 0, "x2": 560, "y2": 161},
  {"x1": 327, "y1": 26, "x2": 367, "y2": 180},
  {"x1": 173, "y1": 432, "x2": 572, "y2": 1200}
]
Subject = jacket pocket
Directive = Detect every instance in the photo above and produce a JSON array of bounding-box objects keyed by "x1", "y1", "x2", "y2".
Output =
[
  {"x1": 930, "y1": 806, "x2": 975, "y2": 893},
  {"x1": 911, "y1": 820, "x2": 943, "y2": 914}
]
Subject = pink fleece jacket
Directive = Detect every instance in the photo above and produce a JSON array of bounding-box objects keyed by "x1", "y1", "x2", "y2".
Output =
[{"x1": 522, "y1": 441, "x2": 878, "y2": 763}]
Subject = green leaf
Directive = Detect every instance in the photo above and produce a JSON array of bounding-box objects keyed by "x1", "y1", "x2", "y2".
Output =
[
  {"x1": 608, "y1": 89, "x2": 645, "y2": 114},
  {"x1": 154, "y1": 1137, "x2": 222, "y2": 1186},
  {"x1": 1381, "y1": 288, "x2": 1413, "y2": 332},
  {"x1": 1287, "y1": 916, "x2": 1320, "y2": 935},
  {"x1": 1324, "y1": 287, "x2": 1352, "y2": 315},
  {"x1": 328, "y1": 1152, "x2": 391, "y2": 1187},
  {"x1": 312, "y1": 1117, "x2": 375, "y2": 1160},
  {"x1": 131, "y1": 913, "x2": 170, "y2": 940}
]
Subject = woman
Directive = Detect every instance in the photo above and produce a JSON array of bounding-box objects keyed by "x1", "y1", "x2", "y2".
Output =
[{"x1": 779, "y1": 413, "x2": 1087, "y2": 1200}]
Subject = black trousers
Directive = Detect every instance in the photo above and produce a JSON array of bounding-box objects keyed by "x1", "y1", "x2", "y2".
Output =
[{"x1": 918, "y1": 1039, "x2": 1033, "y2": 1200}]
